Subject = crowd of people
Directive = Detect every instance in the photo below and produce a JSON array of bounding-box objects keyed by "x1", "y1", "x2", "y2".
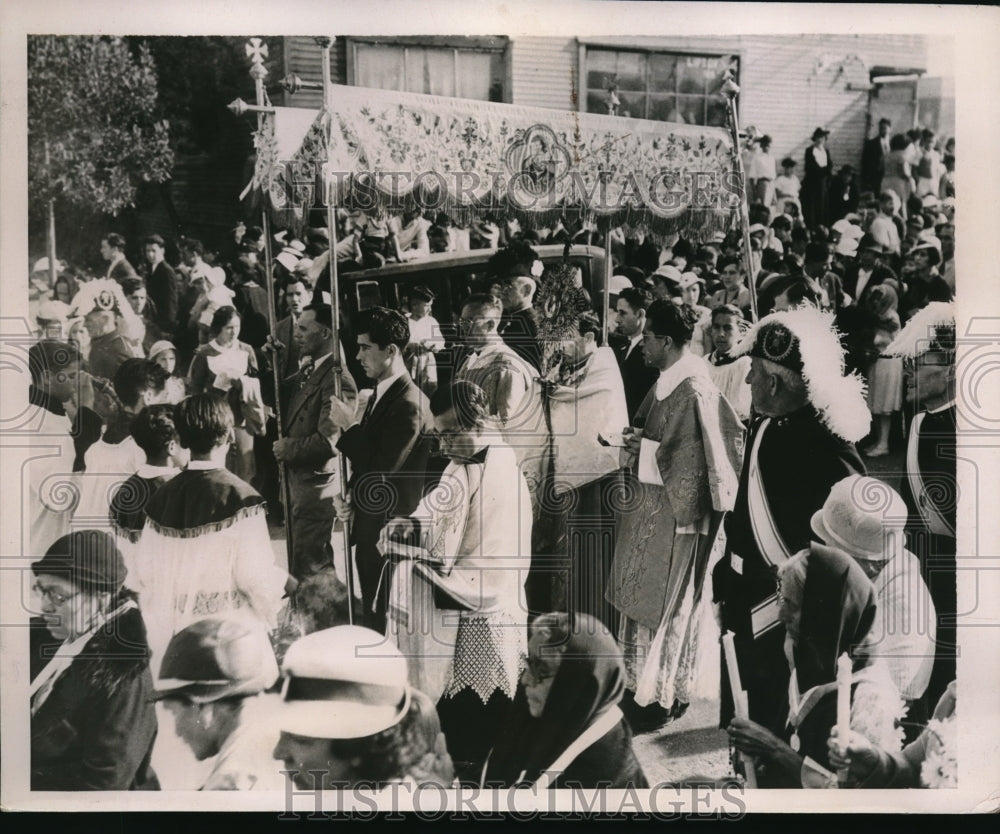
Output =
[{"x1": 25, "y1": 118, "x2": 957, "y2": 794}]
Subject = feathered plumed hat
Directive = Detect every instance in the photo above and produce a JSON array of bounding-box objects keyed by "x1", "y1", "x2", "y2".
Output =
[
  {"x1": 885, "y1": 302, "x2": 955, "y2": 360},
  {"x1": 730, "y1": 305, "x2": 871, "y2": 442}
]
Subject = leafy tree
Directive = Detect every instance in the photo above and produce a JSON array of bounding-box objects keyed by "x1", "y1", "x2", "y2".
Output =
[
  {"x1": 29, "y1": 35, "x2": 173, "y2": 216},
  {"x1": 28, "y1": 36, "x2": 174, "y2": 277}
]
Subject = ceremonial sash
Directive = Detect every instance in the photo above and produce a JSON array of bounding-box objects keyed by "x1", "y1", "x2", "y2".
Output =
[
  {"x1": 746, "y1": 418, "x2": 793, "y2": 568},
  {"x1": 906, "y1": 412, "x2": 956, "y2": 538}
]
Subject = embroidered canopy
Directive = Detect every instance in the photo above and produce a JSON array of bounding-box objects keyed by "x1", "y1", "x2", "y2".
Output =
[{"x1": 249, "y1": 84, "x2": 739, "y2": 241}]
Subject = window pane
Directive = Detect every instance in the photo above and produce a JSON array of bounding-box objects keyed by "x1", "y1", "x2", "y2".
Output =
[
  {"x1": 587, "y1": 90, "x2": 616, "y2": 116},
  {"x1": 456, "y1": 51, "x2": 493, "y2": 100},
  {"x1": 648, "y1": 93, "x2": 681, "y2": 123},
  {"x1": 677, "y1": 94, "x2": 706, "y2": 125},
  {"x1": 677, "y1": 58, "x2": 707, "y2": 95},
  {"x1": 587, "y1": 49, "x2": 645, "y2": 91},
  {"x1": 707, "y1": 57, "x2": 738, "y2": 95},
  {"x1": 706, "y1": 95, "x2": 730, "y2": 127},
  {"x1": 404, "y1": 47, "x2": 456, "y2": 97},
  {"x1": 586, "y1": 49, "x2": 619, "y2": 91},
  {"x1": 616, "y1": 91, "x2": 643, "y2": 119},
  {"x1": 649, "y1": 54, "x2": 678, "y2": 91},
  {"x1": 356, "y1": 44, "x2": 404, "y2": 91}
]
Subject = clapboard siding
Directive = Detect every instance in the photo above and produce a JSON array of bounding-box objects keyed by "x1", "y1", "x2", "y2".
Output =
[{"x1": 282, "y1": 35, "x2": 346, "y2": 109}]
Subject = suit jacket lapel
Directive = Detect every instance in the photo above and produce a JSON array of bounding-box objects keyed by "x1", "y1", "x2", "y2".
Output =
[
  {"x1": 366, "y1": 375, "x2": 410, "y2": 428},
  {"x1": 286, "y1": 360, "x2": 333, "y2": 426}
]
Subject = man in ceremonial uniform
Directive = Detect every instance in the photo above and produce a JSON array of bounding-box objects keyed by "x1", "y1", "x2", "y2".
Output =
[
  {"x1": 712, "y1": 306, "x2": 868, "y2": 733},
  {"x1": 325, "y1": 307, "x2": 433, "y2": 631},
  {"x1": 272, "y1": 304, "x2": 357, "y2": 581},
  {"x1": 885, "y1": 302, "x2": 956, "y2": 713},
  {"x1": 614, "y1": 286, "x2": 659, "y2": 423}
]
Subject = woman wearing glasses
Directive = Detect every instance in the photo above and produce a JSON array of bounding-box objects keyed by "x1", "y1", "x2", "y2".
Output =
[{"x1": 30, "y1": 530, "x2": 159, "y2": 790}]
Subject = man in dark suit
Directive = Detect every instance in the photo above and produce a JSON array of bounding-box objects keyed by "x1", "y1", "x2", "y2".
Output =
[
  {"x1": 101, "y1": 232, "x2": 139, "y2": 284},
  {"x1": 326, "y1": 307, "x2": 433, "y2": 630},
  {"x1": 861, "y1": 117, "x2": 892, "y2": 196},
  {"x1": 272, "y1": 303, "x2": 357, "y2": 581},
  {"x1": 614, "y1": 286, "x2": 658, "y2": 423},
  {"x1": 143, "y1": 234, "x2": 179, "y2": 340}
]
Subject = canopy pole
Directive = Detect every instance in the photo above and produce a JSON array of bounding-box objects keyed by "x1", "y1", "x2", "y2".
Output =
[
  {"x1": 317, "y1": 35, "x2": 356, "y2": 626},
  {"x1": 602, "y1": 231, "x2": 612, "y2": 346},
  {"x1": 721, "y1": 72, "x2": 760, "y2": 323},
  {"x1": 248, "y1": 37, "x2": 296, "y2": 573}
]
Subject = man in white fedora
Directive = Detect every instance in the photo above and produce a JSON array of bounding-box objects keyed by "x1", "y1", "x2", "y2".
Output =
[
  {"x1": 810, "y1": 475, "x2": 936, "y2": 729},
  {"x1": 272, "y1": 626, "x2": 453, "y2": 790}
]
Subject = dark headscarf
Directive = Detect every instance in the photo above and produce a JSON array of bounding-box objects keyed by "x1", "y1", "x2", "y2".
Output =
[
  {"x1": 793, "y1": 543, "x2": 877, "y2": 692},
  {"x1": 483, "y1": 612, "x2": 625, "y2": 786}
]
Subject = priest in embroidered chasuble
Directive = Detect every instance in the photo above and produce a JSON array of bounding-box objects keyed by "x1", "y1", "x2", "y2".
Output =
[
  {"x1": 133, "y1": 394, "x2": 290, "y2": 668},
  {"x1": 608, "y1": 301, "x2": 744, "y2": 715}
]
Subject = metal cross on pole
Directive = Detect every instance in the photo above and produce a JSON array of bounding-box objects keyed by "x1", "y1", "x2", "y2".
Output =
[
  {"x1": 721, "y1": 71, "x2": 761, "y2": 323},
  {"x1": 244, "y1": 37, "x2": 297, "y2": 573}
]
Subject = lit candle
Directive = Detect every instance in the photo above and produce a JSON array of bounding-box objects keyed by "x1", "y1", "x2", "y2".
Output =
[{"x1": 836, "y1": 652, "x2": 852, "y2": 753}]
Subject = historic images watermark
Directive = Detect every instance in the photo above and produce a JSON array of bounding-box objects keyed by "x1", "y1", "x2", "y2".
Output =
[{"x1": 276, "y1": 776, "x2": 748, "y2": 819}]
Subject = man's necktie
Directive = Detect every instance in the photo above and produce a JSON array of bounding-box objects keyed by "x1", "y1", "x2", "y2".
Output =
[{"x1": 361, "y1": 392, "x2": 377, "y2": 425}]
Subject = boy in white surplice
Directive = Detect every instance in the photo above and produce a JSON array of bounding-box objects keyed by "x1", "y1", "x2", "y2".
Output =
[{"x1": 381, "y1": 380, "x2": 530, "y2": 783}]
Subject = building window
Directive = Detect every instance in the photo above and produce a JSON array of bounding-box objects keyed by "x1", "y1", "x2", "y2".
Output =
[
  {"x1": 582, "y1": 46, "x2": 738, "y2": 126},
  {"x1": 347, "y1": 37, "x2": 509, "y2": 103}
]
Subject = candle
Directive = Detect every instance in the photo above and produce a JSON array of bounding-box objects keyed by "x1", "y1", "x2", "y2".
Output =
[
  {"x1": 836, "y1": 652, "x2": 852, "y2": 753},
  {"x1": 722, "y1": 632, "x2": 746, "y2": 718}
]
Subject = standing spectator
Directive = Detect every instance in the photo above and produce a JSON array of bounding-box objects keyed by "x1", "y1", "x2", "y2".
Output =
[
  {"x1": 153, "y1": 617, "x2": 284, "y2": 791},
  {"x1": 613, "y1": 286, "x2": 659, "y2": 423},
  {"x1": 709, "y1": 258, "x2": 753, "y2": 314},
  {"x1": 899, "y1": 243, "x2": 952, "y2": 323},
  {"x1": 881, "y1": 135, "x2": 916, "y2": 220},
  {"x1": 868, "y1": 192, "x2": 902, "y2": 258},
  {"x1": 885, "y1": 303, "x2": 956, "y2": 715},
  {"x1": 30, "y1": 530, "x2": 159, "y2": 790},
  {"x1": 802, "y1": 127, "x2": 833, "y2": 228},
  {"x1": 749, "y1": 135, "x2": 776, "y2": 207},
  {"x1": 843, "y1": 234, "x2": 898, "y2": 307},
  {"x1": 188, "y1": 307, "x2": 266, "y2": 483},
  {"x1": 829, "y1": 165, "x2": 859, "y2": 223},
  {"x1": 101, "y1": 233, "x2": 139, "y2": 284},
  {"x1": 147, "y1": 340, "x2": 187, "y2": 403},
  {"x1": 231, "y1": 242, "x2": 271, "y2": 351},
  {"x1": 861, "y1": 285, "x2": 903, "y2": 457},
  {"x1": 482, "y1": 613, "x2": 648, "y2": 789},
  {"x1": 120, "y1": 276, "x2": 160, "y2": 356},
  {"x1": 773, "y1": 157, "x2": 802, "y2": 218},
  {"x1": 382, "y1": 381, "x2": 530, "y2": 782},
  {"x1": 272, "y1": 303, "x2": 358, "y2": 581},
  {"x1": 143, "y1": 234, "x2": 179, "y2": 339},
  {"x1": 712, "y1": 307, "x2": 868, "y2": 734},
  {"x1": 324, "y1": 307, "x2": 434, "y2": 631},
  {"x1": 861, "y1": 117, "x2": 892, "y2": 195},
  {"x1": 611, "y1": 301, "x2": 743, "y2": 730},
  {"x1": 915, "y1": 129, "x2": 943, "y2": 197},
  {"x1": 938, "y1": 154, "x2": 955, "y2": 200},
  {"x1": 134, "y1": 393, "x2": 293, "y2": 664}
]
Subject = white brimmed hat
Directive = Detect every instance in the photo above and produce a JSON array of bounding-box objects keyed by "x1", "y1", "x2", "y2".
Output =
[
  {"x1": 810, "y1": 475, "x2": 908, "y2": 560},
  {"x1": 277, "y1": 626, "x2": 410, "y2": 740},
  {"x1": 731, "y1": 306, "x2": 871, "y2": 442}
]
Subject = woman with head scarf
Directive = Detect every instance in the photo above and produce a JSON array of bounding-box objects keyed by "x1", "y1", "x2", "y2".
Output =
[
  {"x1": 727, "y1": 545, "x2": 905, "y2": 788},
  {"x1": 480, "y1": 612, "x2": 647, "y2": 789},
  {"x1": 30, "y1": 530, "x2": 159, "y2": 790}
]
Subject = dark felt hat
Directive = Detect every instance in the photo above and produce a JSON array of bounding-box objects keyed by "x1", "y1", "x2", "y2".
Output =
[{"x1": 32, "y1": 530, "x2": 126, "y2": 592}]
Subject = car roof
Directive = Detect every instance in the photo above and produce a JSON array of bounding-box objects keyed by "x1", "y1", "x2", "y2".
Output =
[{"x1": 338, "y1": 243, "x2": 605, "y2": 282}]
